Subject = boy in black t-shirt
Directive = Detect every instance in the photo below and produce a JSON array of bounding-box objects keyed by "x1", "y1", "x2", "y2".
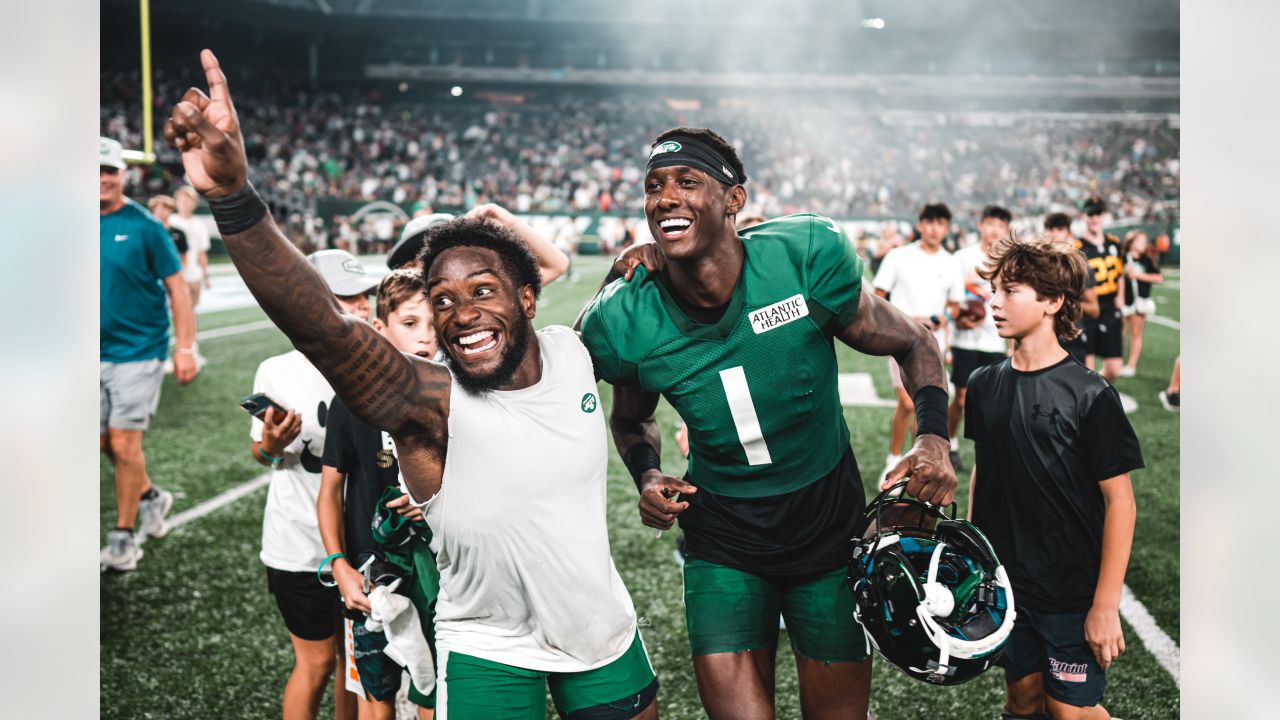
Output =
[
  {"x1": 965, "y1": 236, "x2": 1142, "y2": 720},
  {"x1": 318, "y1": 269, "x2": 438, "y2": 718}
]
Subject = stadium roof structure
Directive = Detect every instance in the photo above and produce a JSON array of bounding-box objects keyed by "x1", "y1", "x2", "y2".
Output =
[{"x1": 105, "y1": 0, "x2": 1178, "y2": 110}]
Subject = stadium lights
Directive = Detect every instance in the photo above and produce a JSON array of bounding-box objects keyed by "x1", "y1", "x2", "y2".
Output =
[
  {"x1": 862, "y1": 18, "x2": 886, "y2": 30},
  {"x1": 451, "y1": 85, "x2": 464, "y2": 97}
]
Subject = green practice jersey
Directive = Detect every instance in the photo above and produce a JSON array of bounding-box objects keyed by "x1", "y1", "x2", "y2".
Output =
[{"x1": 580, "y1": 213, "x2": 864, "y2": 498}]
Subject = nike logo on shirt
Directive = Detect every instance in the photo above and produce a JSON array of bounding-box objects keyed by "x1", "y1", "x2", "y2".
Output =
[{"x1": 114, "y1": 234, "x2": 129, "y2": 242}]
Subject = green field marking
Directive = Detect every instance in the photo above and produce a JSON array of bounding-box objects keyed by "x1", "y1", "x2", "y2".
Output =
[{"x1": 103, "y1": 252, "x2": 1179, "y2": 718}]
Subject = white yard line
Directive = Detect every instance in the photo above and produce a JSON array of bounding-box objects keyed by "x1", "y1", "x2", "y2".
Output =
[
  {"x1": 195, "y1": 320, "x2": 278, "y2": 341},
  {"x1": 1120, "y1": 584, "x2": 1181, "y2": 685},
  {"x1": 1147, "y1": 314, "x2": 1181, "y2": 331},
  {"x1": 165, "y1": 474, "x2": 270, "y2": 532}
]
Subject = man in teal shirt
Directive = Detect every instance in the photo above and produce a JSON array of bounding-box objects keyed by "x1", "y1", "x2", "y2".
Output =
[{"x1": 100, "y1": 137, "x2": 199, "y2": 572}]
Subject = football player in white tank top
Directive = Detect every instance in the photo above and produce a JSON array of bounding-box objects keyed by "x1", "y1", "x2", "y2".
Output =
[{"x1": 166, "y1": 50, "x2": 659, "y2": 719}]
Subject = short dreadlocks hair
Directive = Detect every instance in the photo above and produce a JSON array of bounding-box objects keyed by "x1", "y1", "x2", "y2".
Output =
[{"x1": 416, "y1": 217, "x2": 542, "y2": 300}]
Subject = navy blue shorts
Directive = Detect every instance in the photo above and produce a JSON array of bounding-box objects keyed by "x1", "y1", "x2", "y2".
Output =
[{"x1": 999, "y1": 606, "x2": 1106, "y2": 708}]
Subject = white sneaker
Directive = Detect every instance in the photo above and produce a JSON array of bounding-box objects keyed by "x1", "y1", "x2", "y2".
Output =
[
  {"x1": 1118, "y1": 366, "x2": 1136, "y2": 377},
  {"x1": 101, "y1": 530, "x2": 144, "y2": 572},
  {"x1": 137, "y1": 487, "x2": 175, "y2": 540}
]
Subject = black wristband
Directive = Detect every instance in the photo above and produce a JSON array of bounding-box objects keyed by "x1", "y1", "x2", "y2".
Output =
[
  {"x1": 206, "y1": 181, "x2": 268, "y2": 236},
  {"x1": 622, "y1": 443, "x2": 662, "y2": 491},
  {"x1": 913, "y1": 385, "x2": 950, "y2": 440}
]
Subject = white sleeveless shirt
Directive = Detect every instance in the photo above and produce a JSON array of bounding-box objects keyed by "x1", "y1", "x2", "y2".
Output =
[{"x1": 424, "y1": 325, "x2": 637, "y2": 672}]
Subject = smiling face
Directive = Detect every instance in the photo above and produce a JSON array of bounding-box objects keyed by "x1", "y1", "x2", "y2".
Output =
[
  {"x1": 100, "y1": 166, "x2": 124, "y2": 212},
  {"x1": 427, "y1": 245, "x2": 536, "y2": 393},
  {"x1": 989, "y1": 274, "x2": 1063, "y2": 341},
  {"x1": 643, "y1": 165, "x2": 744, "y2": 261}
]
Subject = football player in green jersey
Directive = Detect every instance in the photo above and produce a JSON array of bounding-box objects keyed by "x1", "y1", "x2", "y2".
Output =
[{"x1": 579, "y1": 128, "x2": 957, "y2": 720}]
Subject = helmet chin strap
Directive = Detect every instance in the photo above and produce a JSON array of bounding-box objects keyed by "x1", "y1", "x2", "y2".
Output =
[
  {"x1": 922, "y1": 542, "x2": 956, "y2": 617},
  {"x1": 912, "y1": 542, "x2": 1018, "y2": 676}
]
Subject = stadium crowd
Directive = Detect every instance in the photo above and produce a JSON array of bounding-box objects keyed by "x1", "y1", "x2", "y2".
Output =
[{"x1": 102, "y1": 67, "x2": 1180, "y2": 235}]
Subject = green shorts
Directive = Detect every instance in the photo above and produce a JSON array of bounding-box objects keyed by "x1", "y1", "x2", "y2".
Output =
[
  {"x1": 683, "y1": 556, "x2": 869, "y2": 663},
  {"x1": 436, "y1": 629, "x2": 658, "y2": 720}
]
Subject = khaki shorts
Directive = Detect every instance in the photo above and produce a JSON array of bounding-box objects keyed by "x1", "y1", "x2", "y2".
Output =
[{"x1": 100, "y1": 359, "x2": 164, "y2": 433}]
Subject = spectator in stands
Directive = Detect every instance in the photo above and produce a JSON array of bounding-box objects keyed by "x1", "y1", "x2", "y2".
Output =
[
  {"x1": 99, "y1": 137, "x2": 198, "y2": 572},
  {"x1": 101, "y1": 70, "x2": 1181, "y2": 229}
]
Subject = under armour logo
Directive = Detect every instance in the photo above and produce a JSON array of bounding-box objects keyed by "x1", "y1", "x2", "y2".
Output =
[{"x1": 1030, "y1": 404, "x2": 1063, "y2": 426}]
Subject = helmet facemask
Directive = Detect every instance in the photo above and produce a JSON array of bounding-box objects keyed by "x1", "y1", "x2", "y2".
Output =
[{"x1": 848, "y1": 481, "x2": 1016, "y2": 685}]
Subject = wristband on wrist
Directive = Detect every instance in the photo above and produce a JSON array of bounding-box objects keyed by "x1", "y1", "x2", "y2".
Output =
[
  {"x1": 256, "y1": 445, "x2": 282, "y2": 465},
  {"x1": 206, "y1": 181, "x2": 268, "y2": 236},
  {"x1": 912, "y1": 385, "x2": 950, "y2": 441},
  {"x1": 317, "y1": 552, "x2": 344, "y2": 588},
  {"x1": 622, "y1": 443, "x2": 662, "y2": 491},
  {"x1": 175, "y1": 346, "x2": 198, "y2": 356}
]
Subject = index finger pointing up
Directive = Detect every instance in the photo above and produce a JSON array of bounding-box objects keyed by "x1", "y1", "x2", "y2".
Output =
[{"x1": 200, "y1": 49, "x2": 233, "y2": 107}]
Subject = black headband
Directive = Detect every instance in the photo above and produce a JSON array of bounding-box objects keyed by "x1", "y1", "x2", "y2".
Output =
[{"x1": 646, "y1": 136, "x2": 740, "y2": 185}]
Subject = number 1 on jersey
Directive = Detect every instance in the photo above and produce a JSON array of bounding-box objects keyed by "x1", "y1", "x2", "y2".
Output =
[{"x1": 718, "y1": 366, "x2": 773, "y2": 466}]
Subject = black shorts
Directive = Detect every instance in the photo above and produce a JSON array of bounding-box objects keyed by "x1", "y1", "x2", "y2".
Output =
[
  {"x1": 999, "y1": 606, "x2": 1106, "y2": 708},
  {"x1": 1082, "y1": 311, "x2": 1123, "y2": 359},
  {"x1": 266, "y1": 567, "x2": 340, "y2": 641},
  {"x1": 951, "y1": 348, "x2": 1006, "y2": 389}
]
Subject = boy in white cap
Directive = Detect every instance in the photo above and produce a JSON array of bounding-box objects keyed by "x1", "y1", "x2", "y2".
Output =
[{"x1": 249, "y1": 248, "x2": 377, "y2": 720}]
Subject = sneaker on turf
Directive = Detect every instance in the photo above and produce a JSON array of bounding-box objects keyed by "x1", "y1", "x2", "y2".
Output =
[
  {"x1": 1118, "y1": 366, "x2": 1136, "y2": 378},
  {"x1": 1159, "y1": 390, "x2": 1180, "y2": 412},
  {"x1": 137, "y1": 487, "x2": 175, "y2": 540},
  {"x1": 101, "y1": 530, "x2": 143, "y2": 572}
]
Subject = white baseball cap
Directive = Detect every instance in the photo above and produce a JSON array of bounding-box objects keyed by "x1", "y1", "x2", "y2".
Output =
[
  {"x1": 307, "y1": 249, "x2": 379, "y2": 297},
  {"x1": 100, "y1": 137, "x2": 126, "y2": 170}
]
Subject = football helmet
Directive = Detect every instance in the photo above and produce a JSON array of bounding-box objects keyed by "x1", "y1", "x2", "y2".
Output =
[{"x1": 848, "y1": 481, "x2": 1015, "y2": 685}]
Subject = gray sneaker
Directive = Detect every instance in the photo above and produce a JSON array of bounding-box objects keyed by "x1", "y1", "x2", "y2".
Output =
[
  {"x1": 101, "y1": 530, "x2": 143, "y2": 572},
  {"x1": 137, "y1": 487, "x2": 175, "y2": 540}
]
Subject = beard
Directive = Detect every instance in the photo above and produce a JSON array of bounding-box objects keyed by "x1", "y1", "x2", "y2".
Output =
[{"x1": 444, "y1": 318, "x2": 533, "y2": 395}]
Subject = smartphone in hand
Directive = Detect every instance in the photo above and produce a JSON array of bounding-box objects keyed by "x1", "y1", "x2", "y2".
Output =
[{"x1": 239, "y1": 392, "x2": 289, "y2": 420}]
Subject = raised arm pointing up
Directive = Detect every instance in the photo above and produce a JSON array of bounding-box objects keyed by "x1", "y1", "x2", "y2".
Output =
[{"x1": 165, "y1": 50, "x2": 450, "y2": 499}]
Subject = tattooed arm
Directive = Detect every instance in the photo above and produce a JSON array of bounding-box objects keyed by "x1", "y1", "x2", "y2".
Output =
[
  {"x1": 164, "y1": 50, "x2": 449, "y2": 452},
  {"x1": 837, "y1": 287, "x2": 956, "y2": 504}
]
